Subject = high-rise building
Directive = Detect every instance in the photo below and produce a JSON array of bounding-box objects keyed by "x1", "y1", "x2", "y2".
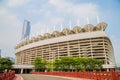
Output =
[{"x1": 21, "y1": 20, "x2": 31, "y2": 40}]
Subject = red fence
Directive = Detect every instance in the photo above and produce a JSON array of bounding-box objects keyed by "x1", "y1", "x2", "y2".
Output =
[
  {"x1": 32, "y1": 70, "x2": 120, "y2": 80},
  {"x1": 0, "y1": 71, "x2": 15, "y2": 80}
]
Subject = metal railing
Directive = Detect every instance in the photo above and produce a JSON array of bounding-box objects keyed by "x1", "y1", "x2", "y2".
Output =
[
  {"x1": 32, "y1": 70, "x2": 120, "y2": 80},
  {"x1": 0, "y1": 71, "x2": 15, "y2": 80}
]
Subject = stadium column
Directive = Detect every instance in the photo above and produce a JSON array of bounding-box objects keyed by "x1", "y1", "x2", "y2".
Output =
[
  {"x1": 41, "y1": 48, "x2": 43, "y2": 60},
  {"x1": 78, "y1": 40, "x2": 81, "y2": 57},
  {"x1": 57, "y1": 43, "x2": 60, "y2": 59},
  {"x1": 82, "y1": 47, "x2": 88, "y2": 58},
  {"x1": 20, "y1": 54, "x2": 22, "y2": 64},
  {"x1": 90, "y1": 38, "x2": 93, "y2": 58},
  {"x1": 21, "y1": 68, "x2": 23, "y2": 74},
  {"x1": 48, "y1": 45, "x2": 50, "y2": 60},
  {"x1": 103, "y1": 37, "x2": 107, "y2": 64},
  {"x1": 67, "y1": 41, "x2": 70, "y2": 56}
]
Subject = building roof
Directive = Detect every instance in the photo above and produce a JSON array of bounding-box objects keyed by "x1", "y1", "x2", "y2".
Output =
[{"x1": 15, "y1": 22, "x2": 107, "y2": 49}]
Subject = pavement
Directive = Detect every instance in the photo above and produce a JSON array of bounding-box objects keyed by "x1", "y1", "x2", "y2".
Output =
[
  {"x1": 13, "y1": 75, "x2": 22, "y2": 80},
  {"x1": 13, "y1": 74, "x2": 92, "y2": 80}
]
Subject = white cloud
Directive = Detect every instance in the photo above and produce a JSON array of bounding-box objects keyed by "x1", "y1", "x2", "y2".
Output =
[
  {"x1": 8, "y1": 0, "x2": 29, "y2": 7},
  {"x1": 31, "y1": 23, "x2": 48, "y2": 37},
  {"x1": 28, "y1": 0, "x2": 99, "y2": 22},
  {"x1": 31, "y1": 17, "x2": 64, "y2": 37},
  {"x1": 0, "y1": 7, "x2": 21, "y2": 27},
  {"x1": 69, "y1": 3, "x2": 99, "y2": 19},
  {"x1": 49, "y1": 0, "x2": 72, "y2": 9},
  {"x1": 31, "y1": 0, "x2": 99, "y2": 27},
  {"x1": 30, "y1": 0, "x2": 99, "y2": 35},
  {"x1": 48, "y1": 0, "x2": 99, "y2": 19},
  {"x1": 0, "y1": 7, "x2": 21, "y2": 43},
  {"x1": 0, "y1": 7, "x2": 22, "y2": 57}
]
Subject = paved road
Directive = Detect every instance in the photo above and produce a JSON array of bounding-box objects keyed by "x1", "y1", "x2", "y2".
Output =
[{"x1": 20, "y1": 74, "x2": 72, "y2": 80}]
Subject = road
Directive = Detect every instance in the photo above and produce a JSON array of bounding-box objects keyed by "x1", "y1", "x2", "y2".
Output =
[{"x1": 20, "y1": 74, "x2": 72, "y2": 80}]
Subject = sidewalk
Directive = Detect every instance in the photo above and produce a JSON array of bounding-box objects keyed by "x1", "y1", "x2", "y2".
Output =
[
  {"x1": 13, "y1": 74, "x2": 92, "y2": 80},
  {"x1": 12, "y1": 74, "x2": 93, "y2": 80},
  {"x1": 13, "y1": 75, "x2": 23, "y2": 80}
]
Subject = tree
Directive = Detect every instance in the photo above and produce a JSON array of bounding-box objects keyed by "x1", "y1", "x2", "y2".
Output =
[
  {"x1": 0, "y1": 58, "x2": 13, "y2": 73},
  {"x1": 53, "y1": 56, "x2": 104, "y2": 71},
  {"x1": 94, "y1": 60, "x2": 104, "y2": 71},
  {"x1": 34, "y1": 56, "x2": 104, "y2": 72},
  {"x1": 86, "y1": 58, "x2": 95, "y2": 71},
  {"x1": 47, "y1": 61, "x2": 53, "y2": 71},
  {"x1": 116, "y1": 66, "x2": 120, "y2": 70},
  {"x1": 74, "y1": 57, "x2": 87, "y2": 71},
  {"x1": 34, "y1": 57, "x2": 46, "y2": 71},
  {"x1": 54, "y1": 59, "x2": 64, "y2": 71}
]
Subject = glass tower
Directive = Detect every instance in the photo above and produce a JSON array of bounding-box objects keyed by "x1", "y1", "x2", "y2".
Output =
[{"x1": 21, "y1": 20, "x2": 31, "y2": 40}]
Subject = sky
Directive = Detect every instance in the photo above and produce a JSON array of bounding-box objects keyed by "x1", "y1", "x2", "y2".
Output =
[{"x1": 0, "y1": 0, "x2": 120, "y2": 66}]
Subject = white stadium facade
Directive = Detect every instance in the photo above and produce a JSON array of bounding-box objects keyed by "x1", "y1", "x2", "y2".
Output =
[{"x1": 14, "y1": 22, "x2": 116, "y2": 73}]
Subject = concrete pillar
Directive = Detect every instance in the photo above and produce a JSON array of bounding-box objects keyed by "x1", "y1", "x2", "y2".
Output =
[
  {"x1": 32, "y1": 68, "x2": 35, "y2": 72},
  {"x1": 21, "y1": 68, "x2": 23, "y2": 74}
]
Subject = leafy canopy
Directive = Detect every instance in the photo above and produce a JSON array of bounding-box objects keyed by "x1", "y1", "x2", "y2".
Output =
[{"x1": 0, "y1": 58, "x2": 13, "y2": 73}]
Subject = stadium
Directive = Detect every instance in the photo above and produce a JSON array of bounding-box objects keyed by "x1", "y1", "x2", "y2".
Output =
[{"x1": 14, "y1": 22, "x2": 116, "y2": 73}]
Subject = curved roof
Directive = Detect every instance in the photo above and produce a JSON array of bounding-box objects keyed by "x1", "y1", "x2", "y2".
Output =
[
  {"x1": 96, "y1": 22, "x2": 107, "y2": 31},
  {"x1": 38, "y1": 35, "x2": 44, "y2": 40},
  {"x1": 62, "y1": 28, "x2": 71, "y2": 35},
  {"x1": 44, "y1": 33, "x2": 51, "y2": 38},
  {"x1": 72, "y1": 26, "x2": 82, "y2": 33},
  {"x1": 52, "y1": 31, "x2": 61, "y2": 37},
  {"x1": 15, "y1": 22, "x2": 108, "y2": 49},
  {"x1": 93, "y1": 26, "x2": 99, "y2": 31},
  {"x1": 84, "y1": 24, "x2": 94, "y2": 32}
]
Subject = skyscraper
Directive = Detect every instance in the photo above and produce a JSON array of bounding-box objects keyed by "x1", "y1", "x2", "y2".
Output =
[{"x1": 21, "y1": 20, "x2": 31, "y2": 40}]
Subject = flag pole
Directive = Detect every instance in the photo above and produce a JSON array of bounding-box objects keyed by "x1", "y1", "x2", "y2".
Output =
[
  {"x1": 86, "y1": 17, "x2": 90, "y2": 32},
  {"x1": 97, "y1": 16, "x2": 100, "y2": 24}
]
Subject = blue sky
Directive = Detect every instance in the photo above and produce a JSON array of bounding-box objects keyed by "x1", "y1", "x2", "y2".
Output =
[{"x1": 0, "y1": 0, "x2": 120, "y2": 66}]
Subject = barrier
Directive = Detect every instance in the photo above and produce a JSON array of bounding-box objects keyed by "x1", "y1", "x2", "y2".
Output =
[
  {"x1": 32, "y1": 70, "x2": 120, "y2": 80},
  {"x1": 0, "y1": 70, "x2": 15, "y2": 80}
]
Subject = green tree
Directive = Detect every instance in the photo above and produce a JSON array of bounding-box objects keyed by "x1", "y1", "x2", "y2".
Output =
[
  {"x1": 116, "y1": 66, "x2": 120, "y2": 70},
  {"x1": 94, "y1": 60, "x2": 104, "y2": 71},
  {"x1": 0, "y1": 58, "x2": 13, "y2": 73},
  {"x1": 86, "y1": 58, "x2": 95, "y2": 71},
  {"x1": 34, "y1": 57, "x2": 46, "y2": 71},
  {"x1": 74, "y1": 57, "x2": 87, "y2": 71},
  {"x1": 53, "y1": 56, "x2": 76, "y2": 71},
  {"x1": 53, "y1": 56, "x2": 104, "y2": 71},
  {"x1": 54, "y1": 59, "x2": 63, "y2": 71},
  {"x1": 47, "y1": 61, "x2": 52, "y2": 71},
  {"x1": 60, "y1": 56, "x2": 75, "y2": 71}
]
